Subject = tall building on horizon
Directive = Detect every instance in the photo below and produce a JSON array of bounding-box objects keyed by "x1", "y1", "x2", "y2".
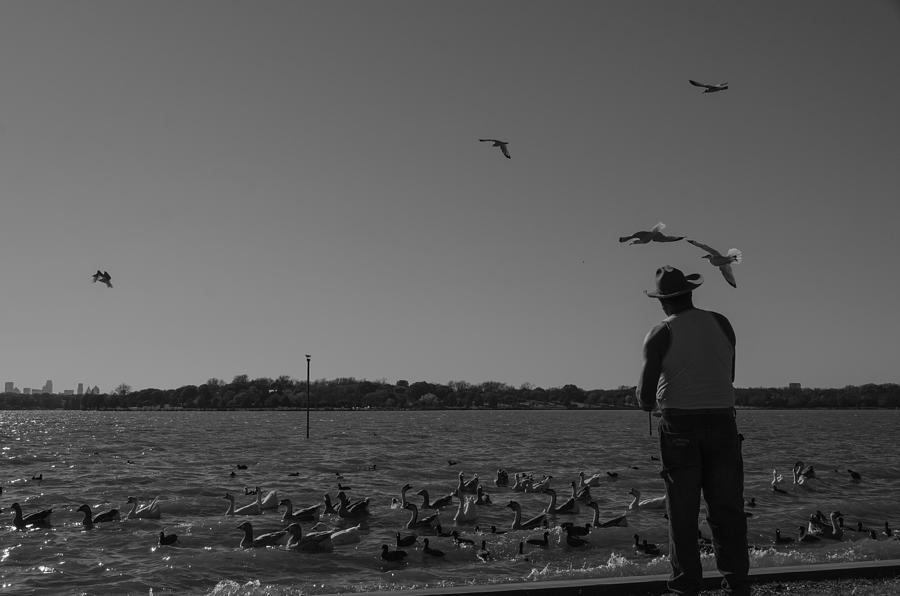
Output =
[
  {"x1": 42, "y1": 379, "x2": 53, "y2": 394},
  {"x1": 4, "y1": 381, "x2": 13, "y2": 393},
  {"x1": 77, "y1": 383, "x2": 84, "y2": 396}
]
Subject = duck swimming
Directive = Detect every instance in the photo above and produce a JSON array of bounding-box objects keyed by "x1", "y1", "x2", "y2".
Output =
[
  {"x1": 77, "y1": 504, "x2": 120, "y2": 529},
  {"x1": 380, "y1": 544, "x2": 407, "y2": 562},
  {"x1": 396, "y1": 531, "x2": 417, "y2": 548},
  {"x1": 336, "y1": 491, "x2": 370, "y2": 519},
  {"x1": 286, "y1": 523, "x2": 334, "y2": 552},
  {"x1": 11, "y1": 502, "x2": 53, "y2": 530},
  {"x1": 223, "y1": 492, "x2": 261, "y2": 516},
  {"x1": 415, "y1": 488, "x2": 454, "y2": 510},
  {"x1": 158, "y1": 530, "x2": 178, "y2": 546},
  {"x1": 543, "y1": 488, "x2": 577, "y2": 515},
  {"x1": 125, "y1": 496, "x2": 161, "y2": 520},
  {"x1": 235, "y1": 521, "x2": 287, "y2": 548},
  {"x1": 587, "y1": 501, "x2": 628, "y2": 528},
  {"x1": 279, "y1": 498, "x2": 321, "y2": 523},
  {"x1": 633, "y1": 534, "x2": 661, "y2": 556},
  {"x1": 494, "y1": 469, "x2": 509, "y2": 487},
  {"x1": 403, "y1": 501, "x2": 439, "y2": 529},
  {"x1": 627, "y1": 488, "x2": 666, "y2": 511},
  {"x1": 578, "y1": 471, "x2": 604, "y2": 488},
  {"x1": 506, "y1": 500, "x2": 547, "y2": 530}
]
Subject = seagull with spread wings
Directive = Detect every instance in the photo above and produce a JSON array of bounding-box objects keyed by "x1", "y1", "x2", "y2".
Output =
[
  {"x1": 687, "y1": 239, "x2": 742, "y2": 288},
  {"x1": 619, "y1": 222, "x2": 684, "y2": 245},
  {"x1": 479, "y1": 138, "x2": 511, "y2": 159},
  {"x1": 689, "y1": 80, "x2": 728, "y2": 93}
]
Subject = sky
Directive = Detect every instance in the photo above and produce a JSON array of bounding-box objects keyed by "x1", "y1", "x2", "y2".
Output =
[{"x1": 1, "y1": 1, "x2": 899, "y2": 394}]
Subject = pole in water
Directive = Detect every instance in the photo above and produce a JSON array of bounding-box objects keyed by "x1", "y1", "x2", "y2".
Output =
[{"x1": 306, "y1": 354, "x2": 311, "y2": 439}]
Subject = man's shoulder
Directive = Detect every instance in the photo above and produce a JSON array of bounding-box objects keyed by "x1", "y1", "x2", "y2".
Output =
[{"x1": 704, "y1": 310, "x2": 736, "y2": 344}]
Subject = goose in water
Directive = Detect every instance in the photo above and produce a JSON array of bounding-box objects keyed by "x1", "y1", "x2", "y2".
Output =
[
  {"x1": 793, "y1": 461, "x2": 816, "y2": 481},
  {"x1": 494, "y1": 469, "x2": 509, "y2": 487},
  {"x1": 77, "y1": 504, "x2": 120, "y2": 529},
  {"x1": 453, "y1": 495, "x2": 478, "y2": 523},
  {"x1": 688, "y1": 79, "x2": 728, "y2": 93},
  {"x1": 476, "y1": 539, "x2": 493, "y2": 562},
  {"x1": 687, "y1": 239, "x2": 741, "y2": 288},
  {"x1": 530, "y1": 475, "x2": 553, "y2": 493},
  {"x1": 397, "y1": 483, "x2": 413, "y2": 508},
  {"x1": 455, "y1": 472, "x2": 479, "y2": 495},
  {"x1": 478, "y1": 138, "x2": 511, "y2": 159},
  {"x1": 627, "y1": 488, "x2": 666, "y2": 511},
  {"x1": 322, "y1": 493, "x2": 338, "y2": 515},
  {"x1": 619, "y1": 222, "x2": 684, "y2": 245},
  {"x1": 396, "y1": 531, "x2": 417, "y2": 548},
  {"x1": 403, "y1": 501, "x2": 439, "y2": 529},
  {"x1": 771, "y1": 470, "x2": 788, "y2": 494},
  {"x1": 543, "y1": 488, "x2": 577, "y2": 515},
  {"x1": 259, "y1": 488, "x2": 279, "y2": 510},
  {"x1": 475, "y1": 485, "x2": 492, "y2": 505},
  {"x1": 223, "y1": 492, "x2": 261, "y2": 516},
  {"x1": 422, "y1": 537, "x2": 445, "y2": 557},
  {"x1": 561, "y1": 521, "x2": 591, "y2": 537},
  {"x1": 309, "y1": 521, "x2": 362, "y2": 545},
  {"x1": 526, "y1": 531, "x2": 550, "y2": 547},
  {"x1": 125, "y1": 496, "x2": 161, "y2": 520},
  {"x1": 415, "y1": 488, "x2": 453, "y2": 510},
  {"x1": 279, "y1": 498, "x2": 321, "y2": 523},
  {"x1": 511, "y1": 473, "x2": 532, "y2": 492},
  {"x1": 336, "y1": 491, "x2": 371, "y2": 519},
  {"x1": 633, "y1": 534, "x2": 661, "y2": 556},
  {"x1": 798, "y1": 525, "x2": 820, "y2": 543},
  {"x1": 235, "y1": 521, "x2": 287, "y2": 548},
  {"x1": 775, "y1": 528, "x2": 794, "y2": 544},
  {"x1": 286, "y1": 523, "x2": 334, "y2": 552},
  {"x1": 578, "y1": 471, "x2": 605, "y2": 488},
  {"x1": 566, "y1": 527, "x2": 590, "y2": 547},
  {"x1": 883, "y1": 522, "x2": 893, "y2": 538},
  {"x1": 588, "y1": 501, "x2": 628, "y2": 528},
  {"x1": 11, "y1": 502, "x2": 53, "y2": 530},
  {"x1": 381, "y1": 544, "x2": 407, "y2": 562},
  {"x1": 158, "y1": 530, "x2": 178, "y2": 546},
  {"x1": 506, "y1": 500, "x2": 547, "y2": 530},
  {"x1": 848, "y1": 469, "x2": 862, "y2": 482},
  {"x1": 814, "y1": 512, "x2": 844, "y2": 540}
]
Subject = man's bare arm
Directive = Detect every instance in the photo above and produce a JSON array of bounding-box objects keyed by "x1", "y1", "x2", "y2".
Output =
[{"x1": 637, "y1": 323, "x2": 668, "y2": 411}]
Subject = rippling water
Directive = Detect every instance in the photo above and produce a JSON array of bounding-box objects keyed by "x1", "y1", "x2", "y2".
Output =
[{"x1": 2, "y1": 409, "x2": 899, "y2": 595}]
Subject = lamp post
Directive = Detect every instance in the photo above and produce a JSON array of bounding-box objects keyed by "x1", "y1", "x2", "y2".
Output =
[{"x1": 305, "y1": 354, "x2": 311, "y2": 439}]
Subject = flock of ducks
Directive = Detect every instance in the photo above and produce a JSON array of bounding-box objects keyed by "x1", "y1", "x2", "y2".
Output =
[{"x1": 6, "y1": 460, "x2": 898, "y2": 568}]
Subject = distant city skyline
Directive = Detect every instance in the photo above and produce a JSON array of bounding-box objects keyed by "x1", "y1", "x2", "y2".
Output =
[{"x1": 2, "y1": 1, "x2": 899, "y2": 392}]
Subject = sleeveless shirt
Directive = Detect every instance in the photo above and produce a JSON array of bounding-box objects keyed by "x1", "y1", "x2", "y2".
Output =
[{"x1": 656, "y1": 308, "x2": 735, "y2": 410}]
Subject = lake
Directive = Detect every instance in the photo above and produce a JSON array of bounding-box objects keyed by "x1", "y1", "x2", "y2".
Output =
[{"x1": 2, "y1": 409, "x2": 899, "y2": 595}]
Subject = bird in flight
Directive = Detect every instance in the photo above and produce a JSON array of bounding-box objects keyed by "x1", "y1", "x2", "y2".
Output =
[
  {"x1": 687, "y1": 239, "x2": 742, "y2": 288},
  {"x1": 619, "y1": 222, "x2": 684, "y2": 245},
  {"x1": 689, "y1": 80, "x2": 728, "y2": 93},
  {"x1": 479, "y1": 138, "x2": 511, "y2": 159},
  {"x1": 92, "y1": 270, "x2": 113, "y2": 288}
]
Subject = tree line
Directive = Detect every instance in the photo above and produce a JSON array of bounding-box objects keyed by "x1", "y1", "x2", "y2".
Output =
[{"x1": 1, "y1": 375, "x2": 899, "y2": 410}]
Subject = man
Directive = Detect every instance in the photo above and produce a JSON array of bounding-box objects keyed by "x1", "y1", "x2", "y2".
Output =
[{"x1": 637, "y1": 266, "x2": 749, "y2": 596}]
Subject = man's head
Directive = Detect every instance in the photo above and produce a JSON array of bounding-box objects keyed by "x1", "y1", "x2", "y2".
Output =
[{"x1": 645, "y1": 266, "x2": 701, "y2": 314}]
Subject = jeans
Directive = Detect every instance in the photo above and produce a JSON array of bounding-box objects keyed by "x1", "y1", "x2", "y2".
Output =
[{"x1": 659, "y1": 409, "x2": 750, "y2": 596}]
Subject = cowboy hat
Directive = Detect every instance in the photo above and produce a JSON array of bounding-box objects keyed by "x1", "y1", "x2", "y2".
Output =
[{"x1": 645, "y1": 265, "x2": 703, "y2": 299}]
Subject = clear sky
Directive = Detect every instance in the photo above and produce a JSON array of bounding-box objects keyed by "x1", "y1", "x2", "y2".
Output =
[{"x1": 2, "y1": 1, "x2": 899, "y2": 393}]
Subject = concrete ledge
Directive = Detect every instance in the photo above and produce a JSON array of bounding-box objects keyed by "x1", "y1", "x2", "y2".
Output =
[{"x1": 335, "y1": 559, "x2": 900, "y2": 596}]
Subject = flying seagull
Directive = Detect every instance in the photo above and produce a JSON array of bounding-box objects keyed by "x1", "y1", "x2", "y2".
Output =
[
  {"x1": 689, "y1": 80, "x2": 728, "y2": 93},
  {"x1": 619, "y1": 222, "x2": 684, "y2": 245},
  {"x1": 93, "y1": 270, "x2": 113, "y2": 288},
  {"x1": 687, "y1": 239, "x2": 741, "y2": 288},
  {"x1": 479, "y1": 138, "x2": 511, "y2": 159}
]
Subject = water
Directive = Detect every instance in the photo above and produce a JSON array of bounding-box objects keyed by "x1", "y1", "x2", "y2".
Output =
[{"x1": 1, "y1": 409, "x2": 899, "y2": 595}]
